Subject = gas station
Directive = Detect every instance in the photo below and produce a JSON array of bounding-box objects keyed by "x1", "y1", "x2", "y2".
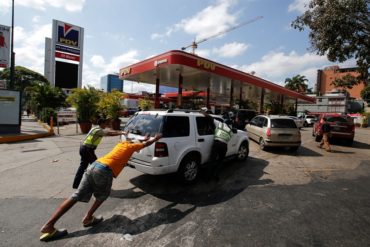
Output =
[{"x1": 119, "y1": 50, "x2": 315, "y2": 114}]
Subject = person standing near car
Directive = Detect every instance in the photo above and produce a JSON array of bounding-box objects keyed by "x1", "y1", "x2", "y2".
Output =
[
  {"x1": 207, "y1": 120, "x2": 233, "y2": 181},
  {"x1": 319, "y1": 117, "x2": 331, "y2": 152},
  {"x1": 72, "y1": 118, "x2": 123, "y2": 189}
]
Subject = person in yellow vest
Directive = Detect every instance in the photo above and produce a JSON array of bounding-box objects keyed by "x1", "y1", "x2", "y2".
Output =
[
  {"x1": 72, "y1": 118, "x2": 123, "y2": 189},
  {"x1": 207, "y1": 120, "x2": 233, "y2": 181},
  {"x1": 40, "y1": 133, "x2": 162, "y2": 242}
]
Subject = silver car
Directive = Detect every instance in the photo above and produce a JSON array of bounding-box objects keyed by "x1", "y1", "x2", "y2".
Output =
[{"x1": 245, "y1": 115, "x2": 301, "y2": 151}]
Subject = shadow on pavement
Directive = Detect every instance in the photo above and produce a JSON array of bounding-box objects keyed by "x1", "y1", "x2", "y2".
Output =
[
  {"x1": 351, "y1": 140, "x2": 370, "y2": 150},
  {"x1": 267, "y1": 146, "x2": 323, "y2": 157},
  {"x1": 63, "y1": 202, "x2": 196, "y2": 239},
  {"x1": 126, "y1": 156, "x2": 271, "y2": 207}
]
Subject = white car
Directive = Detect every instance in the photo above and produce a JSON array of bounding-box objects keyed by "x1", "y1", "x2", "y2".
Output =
[
  {"x1": 288, "y1": 116, "x2": 304, "y2": 129},
  {"x1": 299, "y1": 115, "x2": 316, "y2": 127},
  {"x1": 122, "y1": 109, "x2": 250, "y2": 183}
]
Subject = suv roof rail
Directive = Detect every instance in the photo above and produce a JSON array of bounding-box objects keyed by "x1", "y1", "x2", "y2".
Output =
[{"x1": 166, "y1": 109, "x2": 202, "y2": 113}]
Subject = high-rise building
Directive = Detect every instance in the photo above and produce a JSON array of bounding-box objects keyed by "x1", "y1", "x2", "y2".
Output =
[
  {"x1": 316, "y1": 66, "x2": 365, "y2": 99},
  {"x1": 100, "y1": 74, "x2": 123, "y2": 92}
]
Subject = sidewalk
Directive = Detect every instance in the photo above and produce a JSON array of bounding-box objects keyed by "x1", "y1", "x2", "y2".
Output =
[
  {"x1": 0, "y1": 116, "x2": 55, "y2": 144},
  {"x1": 0, "y1": 116, "x2": 129, "y2": 144}
]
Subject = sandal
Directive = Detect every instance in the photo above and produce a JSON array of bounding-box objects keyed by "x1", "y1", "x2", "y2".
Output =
[
  {"x1": 39, "y1": 229, "x2": 68, "y2": 242},
  {"x1": 83, "y1": 216, "x2": 103, "y2": 227}
]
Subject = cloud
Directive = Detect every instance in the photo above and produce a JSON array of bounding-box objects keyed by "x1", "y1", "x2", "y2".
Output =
[
  {"x1": 0, "y1": 0, "x2": 85, "y2": 12},
  {"x1": 85, "y1": 50, "x2": 140, "y2": 88},
  {"x1": 288, "y1": 0, "x2": 310, "y2": 13},
  {"x1": 151, "y1": 0, "x2": 238, "y2": 42},
  {"x1": 236, "y1": 50, "x2": 329, "y2": 86},
  {"x1": 12, "y1": 24, "x2": 52, "y2": 74},
  {"x1": 213, "y1": 42, "x2": 249, "y2": 58}
]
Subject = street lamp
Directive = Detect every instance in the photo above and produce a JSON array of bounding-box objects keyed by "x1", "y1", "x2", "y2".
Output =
[{"x1": 9, "y1": 0, "x2": 15, "y2": 90}]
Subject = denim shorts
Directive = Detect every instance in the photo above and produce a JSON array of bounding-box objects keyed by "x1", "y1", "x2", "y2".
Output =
[{"x1": 71, "y1": 162, "x2": 113, "y2": 202}]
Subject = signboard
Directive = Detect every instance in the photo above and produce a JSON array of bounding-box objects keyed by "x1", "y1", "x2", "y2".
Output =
[
  {"x1": 57, "y1": 110, "x2": 77, "y2": 122},
  {"x1": 0, "y1": 24, "x2": 10, "y2": 68},
  {"x1": 0, "y1": 90, "x2": 20, "y2": 126},
  {"x1": 47, "y1": 19, "x2": 84, "y2": 89},
  {"x1": 0, "y1": 80, "x2": 6, "y2": 89}
]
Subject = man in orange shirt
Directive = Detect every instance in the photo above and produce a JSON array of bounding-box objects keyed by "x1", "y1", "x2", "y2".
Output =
[{"x1": 39, "y1": 133, "x2": 161, "y2": 242}]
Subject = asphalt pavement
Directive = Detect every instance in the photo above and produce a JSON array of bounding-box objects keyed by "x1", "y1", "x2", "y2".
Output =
[{"x1": 0, "y1": 122, "x2": 370, "y2": 247}]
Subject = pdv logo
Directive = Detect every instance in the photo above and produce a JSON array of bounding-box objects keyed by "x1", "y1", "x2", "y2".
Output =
[{"x1": 57, "y1": 24, "x2": 79, "y2": 48}]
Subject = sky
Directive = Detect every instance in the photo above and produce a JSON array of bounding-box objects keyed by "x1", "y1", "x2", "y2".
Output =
[{"x1": 0, "y1": 0, "x2": 356, "y2": 93}]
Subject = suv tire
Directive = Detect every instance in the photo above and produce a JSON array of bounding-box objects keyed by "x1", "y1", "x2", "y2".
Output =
[
  {"x1": 177, "y1": 155, "x2": 199, "y2": 183},
  {"x1": 236, "y1": 142, "x2": 249, "y2": 161}
]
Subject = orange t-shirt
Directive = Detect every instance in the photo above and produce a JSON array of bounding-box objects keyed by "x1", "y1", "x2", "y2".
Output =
[{"x1": 97, "y1": 141, "x2": 144, "y2": 178}]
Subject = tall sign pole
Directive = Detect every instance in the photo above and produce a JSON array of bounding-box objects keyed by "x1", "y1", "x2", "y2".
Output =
[{"x1": 9, "y1": 0, "x2": 15, "y2": 90}]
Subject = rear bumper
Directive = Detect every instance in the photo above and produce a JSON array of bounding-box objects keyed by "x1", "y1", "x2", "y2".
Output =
[
  {"x1": 330, "y1": 132, "x2": 354, "y2": 140},
  {"x1": 265, "y1": 141, "x2": 301, "y2": 147},
  {"x1": 127, "y1": 158, "x2": 178, "y2": 175}
]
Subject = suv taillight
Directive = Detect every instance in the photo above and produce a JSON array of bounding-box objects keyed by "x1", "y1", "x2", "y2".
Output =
[
  {"x1": 154, "y1": 142, "x2": 168, "y2": 157},
  {"x1": 266, "y1": 127, "x2": 271, "y2": 137}
]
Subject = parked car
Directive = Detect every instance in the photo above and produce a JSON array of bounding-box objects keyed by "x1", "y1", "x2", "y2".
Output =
[
  {"x1": 299, "y1": 115, "x2": 317, "y2": 127},
  {"x1": 288, "y1": 116, "x2": 304, "y2": 129},
  {"x1": 245, "y1": 115, "x2": 301, "y2": 151},
  {"x1": 233, "y1": 109, "x2": 257, "y2": 130},
  {"x1": 122, "y1": 109, "x2": 250, "y2": 183},
  {"x1": 312, "y1": 113, "x2": 355, "y2": 145}
]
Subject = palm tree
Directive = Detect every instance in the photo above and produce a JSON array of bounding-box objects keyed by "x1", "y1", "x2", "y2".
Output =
[{"x1": 284, "y1": 75, "x2": 308, "y2": 93}]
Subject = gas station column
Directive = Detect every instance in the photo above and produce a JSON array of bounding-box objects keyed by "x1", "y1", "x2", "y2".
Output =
[
  {"x1": 229, "y1": 80, "x2": 234, "y2": 107},
  {"x1": 206, "y1": 87, "x2": 210, "y2": 109},
  {"x1": 259, "y1": 88, "x2": 265, "y2": 113},
  {"x1": 155, "y1": 77, "x2": 160, "y2": 108},
  {"x1": 177, "y1": 74, "x2": 183, "y2": 108}
]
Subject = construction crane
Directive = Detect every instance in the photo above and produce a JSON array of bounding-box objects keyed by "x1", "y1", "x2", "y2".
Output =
[{"x1": 181, "y1": 16, "x2": 263, "y2": 54}]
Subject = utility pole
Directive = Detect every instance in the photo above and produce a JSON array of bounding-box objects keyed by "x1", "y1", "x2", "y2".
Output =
[{"x1": 9, "y1": 0, "x2": 15, "y2": 90}]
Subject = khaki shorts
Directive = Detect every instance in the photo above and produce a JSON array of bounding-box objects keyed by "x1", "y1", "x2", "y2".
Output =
[{"x1": 71, "y1": 162, "x2": 113, "y2": 202}]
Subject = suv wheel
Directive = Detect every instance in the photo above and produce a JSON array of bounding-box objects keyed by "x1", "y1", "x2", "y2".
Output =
[
  {"x1": 259, "y1": 138, "x2": 266, "y2": 151},
  {"x1": 236, "y1": 142, "x2": 249, "y2": 161},
  {"x1": 177, "y1": 156, "x2": 199, "y2": 183}
]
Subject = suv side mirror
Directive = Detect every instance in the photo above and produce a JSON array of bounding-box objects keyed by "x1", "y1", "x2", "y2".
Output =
[{"x1": 232, "y1": 128, "x2": 238, "y2": 134}]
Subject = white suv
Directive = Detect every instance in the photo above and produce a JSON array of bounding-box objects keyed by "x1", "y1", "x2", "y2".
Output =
[{"x1": 122, "y1": 110, "x2": 250, "y2": 183}]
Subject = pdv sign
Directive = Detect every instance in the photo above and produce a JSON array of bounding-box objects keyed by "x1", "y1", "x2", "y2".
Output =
[{"x1": 57, "y1": 22, "x2": 81, "y2": 48}]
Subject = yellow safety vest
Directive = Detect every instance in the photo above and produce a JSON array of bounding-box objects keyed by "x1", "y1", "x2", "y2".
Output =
[
  {"x1": 83, "y1": 126, "x2": 104, "y2": 148},
  {"x1": 214, "y1": 122, "x2": 232, "y2": 143}
]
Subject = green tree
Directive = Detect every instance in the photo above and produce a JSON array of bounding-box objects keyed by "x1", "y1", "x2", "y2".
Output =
[
  {"x1": 27, "y1": 84, "x2": 66, "y2": 113},
  {"x1": 97, "y1": 90, "x2": 125, "y2": 120},
  {"x1": 361, "y1": 85, "x2": 370, "y2": 103},
  {"x1": 66, "y1": 87, "x2": 101, "y2": 123},
  {"x1": 292, "y1": 0, "x2": 370, "y2": 86},
  {"x1": 284, "y1": 75, "x2": 308, "y2": 93},
  {"x1": 332, "y1": 74, "x2": 361, "y2": 91},
  {"x1": 0, "y1": 66, "x2": 49, "y2": 91},
  {"x1": 138, "y1": 97, "x2": 154, "y2": 110}
]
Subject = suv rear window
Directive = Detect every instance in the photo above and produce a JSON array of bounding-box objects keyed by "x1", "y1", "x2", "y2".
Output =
[
  {"x1": 326, "y1": 116, "x2": 349, "y2": 123},
  {"x1": 271, "y1": 119, "x2": 297, "y2": 128},
  {"x1": 124, "y1": 114, "x2": 163, "y2": 136},
  {"x1": 162, "y1": 116, "x2": 190, "y2": 137}
]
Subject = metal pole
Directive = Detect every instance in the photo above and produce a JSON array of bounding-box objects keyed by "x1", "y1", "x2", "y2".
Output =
[{"x1": 10, "y1": 0, "x2": 15, "y2": 90}]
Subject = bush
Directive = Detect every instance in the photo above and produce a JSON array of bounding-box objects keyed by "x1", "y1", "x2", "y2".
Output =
[{"x1": 40, "y1": 107, "x2": 57, "y2": 125}]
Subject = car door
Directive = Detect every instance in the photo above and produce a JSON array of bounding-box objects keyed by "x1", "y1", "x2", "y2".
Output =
[
  {"x1": 195, "y1": 116, "x2": 215, "y2": 164},
  {"x1": 246, "y1": 116, "x2": 260, "y2": 141}
]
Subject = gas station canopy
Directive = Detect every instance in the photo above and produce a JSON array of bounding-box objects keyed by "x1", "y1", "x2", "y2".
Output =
[{"x1": 119, "y1": 50, "x2": 315, "y2": 110}]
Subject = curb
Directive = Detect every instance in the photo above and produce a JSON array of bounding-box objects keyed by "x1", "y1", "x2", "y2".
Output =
[
  {"x1": 0, "y1": 120, "x2": 55, "y2": 144},
  {"x1": 0, "y1": 132, "x2": 55, "y2": 144}
]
